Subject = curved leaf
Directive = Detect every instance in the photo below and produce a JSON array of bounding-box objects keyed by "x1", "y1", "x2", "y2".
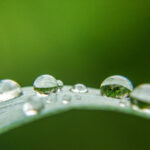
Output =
[{"x1": 0, "y1": 86, "x2": 149, "y2": 135}]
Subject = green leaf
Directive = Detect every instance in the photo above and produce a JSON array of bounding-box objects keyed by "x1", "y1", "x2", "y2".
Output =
[{"x1": 0, "y1": 86, "x2": 149, "y2": 135}]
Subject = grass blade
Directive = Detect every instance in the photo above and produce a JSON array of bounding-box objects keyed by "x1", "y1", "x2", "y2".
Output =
[{"x1": 0, "y1": 86, "x2": 149, "y2": 135}]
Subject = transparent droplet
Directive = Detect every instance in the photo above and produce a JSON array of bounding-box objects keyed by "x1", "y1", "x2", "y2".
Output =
[
  {"x1": 57, "y1": 80, "x2": 64, "y2": 92},
  {"x1": 74, "y1": 95, "x2": 82, "y2": 100},
  {"x1": 0, "y1": 79, "x2": 22, "y2": 102},
  {"x1": 46, "y1": 92, "x2": 57, "y2": 103},
  {"x1": 23, "y1": 95, "x2": 44, "y2": 116},
  {"x1": 71, "y1": 84, "x2": 88, "y2": 93},
  {"x1": 62, "y1": 95, "x2": 72, "y2": 104},
  {"x1": 130, "y1": 84, "x2": 150, "y2": 112},
  {"x1": 100, "y1": 75, "x2": 133, "y2": 99},
  {"x1": 33, "y1": 74, "x2": 58, "y2": 95},
  {"x1": 57, "y1": 80, "x2": 63, "y2": 88},
  {"x1": 119, "y1": 102, "x2": 126, "y2": 107}
]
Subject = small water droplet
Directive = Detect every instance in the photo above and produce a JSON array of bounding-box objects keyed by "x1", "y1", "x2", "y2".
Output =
[
  {"x1": 130, "y1": 84, "x2": 150, "y2": 112},
  {"x1": 57, "y1": 80, "x2": 63, "y2": 88},
  {"x1": 23, "y1": 95, "x2": 44, "y2": 116},
  {"x1": 0, "y1": 79, "x2": 22, "y2": 102},
  {"x1": 46, "y1": 92, "x2": 57, "y2": 103},
  {"x1": 74, "y1": 95, "x2": 82, "y2": 100},
  {"x1": 100, "y1": 75, "x2": 133, "y2": 99},
  {"x1": 71, "y1": 84, "x2": 88, "y2": 93},
  {"x1": 57, "y1": 80, "x2": 64, "y2": 92},
  {"x1": 62, "y1": 95, "x2": 72, "y2": 104},
  {"x1": 33, "y1": 74, "x2": 58, "y2": 95},
  {"x1": 119, "y1": 102, "x2": 126, "y2": 107}
]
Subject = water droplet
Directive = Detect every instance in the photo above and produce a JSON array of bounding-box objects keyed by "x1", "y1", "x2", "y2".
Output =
[
  {"x1": 57, "y1": 80, "x2": 64, "y2": 92},
  {"x1": 0, "y1": 79, "x2": 22, "y2": 102},
  {"x1": 23, "y1": 95, "x2": 44, "y2": 116},
  {"x1": 71, "y1": 84, "x2": 88, "y2": 93},
  {"x1": 46, "y1": 92, "x2": 57, "y2": 103},
  {"x1": 62, "y1": 95, "x2": 72, "y2": 104},
  {"x1": 130, "y1": 84, "x2": 150, "y2": 112},
  {"x1": 33, "y1": 74, "x2": 58, "y2": 95},
  {"x1": 119, "y1": 102, "x2": 126, "y2": 107},
  {"x1": 57, "y1": 80, "x2": 63, "y2": 88},
  {"x1": 100, "y1": 75, "x2": 133, "y2": 99},
  {"x1": 74, "y1": 95, "x2": 82, "y2": 100}
]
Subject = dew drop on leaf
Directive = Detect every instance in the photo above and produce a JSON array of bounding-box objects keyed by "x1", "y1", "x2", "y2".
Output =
[
  {"x1": 23, "y1": 95, "x2": 44, "y2": 116},
  {"x1": 100, "y1": 75, "x2": 133, "y2": 99},
  {"x1": 0, "y1": 79, "x2": 22, "y2": 102},
  {"x1": 57, "y1": 80, "x2": 63, "y2": 88},
  {"x1": 130, "y1": 84, "x2": 150, "y2": 112},
  {"x1": 56, "y1": 80, "x2": 64, "y2": 92},
  {"x1": 62, "y1": 95, "x2": 72, "y2": 104},
  {"x1": 46, "y1": 92, "x2": 57, "y2": 103},
  {"x1": 119, "y1": 102, "x2": 126, "y2": 107},
  {"x1": 74, "y1": 95, "x2": 82, "y2": 100},
  {"x1": 33, "y1": 74, "x2": 58, "y2": 95},
  {"x1": 71, "y1": 84, "x2": 88, "y2": 93}
]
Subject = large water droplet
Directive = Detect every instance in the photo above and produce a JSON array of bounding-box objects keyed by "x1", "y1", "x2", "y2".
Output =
[
  {"x1": 0, "y1": 79, "x2": 22, "y2": 102},
  {"x1": 33, "y1": 74, "x2": 58, "y2": 95},
  {"x1": 100, "y1": 75, "x2": 133, "y2": 99},
  {"x1": 71, "y1": 84, "x2": 88, "y2": 93},
  {"x1": 23, "y1": 95, "x2": 44, "y2": 116},
  {"x1": 130, "y1": 84, "x2": 150, "y2": 112},
  {"x1": 62, "y1": 95, "x2": 72, "y2": 104}
]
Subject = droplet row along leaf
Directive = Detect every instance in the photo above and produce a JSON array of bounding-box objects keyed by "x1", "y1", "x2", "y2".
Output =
[
  {"x1": 0, "y1": 74, "x2": 150, "y2": 134},
  {"x1": 0, "y1": 85, "x2": 148, "y2": 135}
]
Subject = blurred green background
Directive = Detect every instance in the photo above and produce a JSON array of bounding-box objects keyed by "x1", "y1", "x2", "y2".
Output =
[{"x1": 0, "y1": 0, "x2": 150, "y2": 150}]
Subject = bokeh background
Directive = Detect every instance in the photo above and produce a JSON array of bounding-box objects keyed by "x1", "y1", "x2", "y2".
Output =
[{"x1": 0, "y1": 0, "x2": 150, "y2": 150}]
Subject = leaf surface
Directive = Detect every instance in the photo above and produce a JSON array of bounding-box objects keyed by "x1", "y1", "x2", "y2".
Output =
[{"x1": 0, "y1": 86, "x2": 149, "y2": 135}]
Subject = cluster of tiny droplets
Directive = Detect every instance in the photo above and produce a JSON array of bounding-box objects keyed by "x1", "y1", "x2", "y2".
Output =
[
  {"x1": 1, "y1": 74, "x2": 150, "y2": 116},
  {"x1": 24, "y1": 75, "x2": 88, "y2": 116}
]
